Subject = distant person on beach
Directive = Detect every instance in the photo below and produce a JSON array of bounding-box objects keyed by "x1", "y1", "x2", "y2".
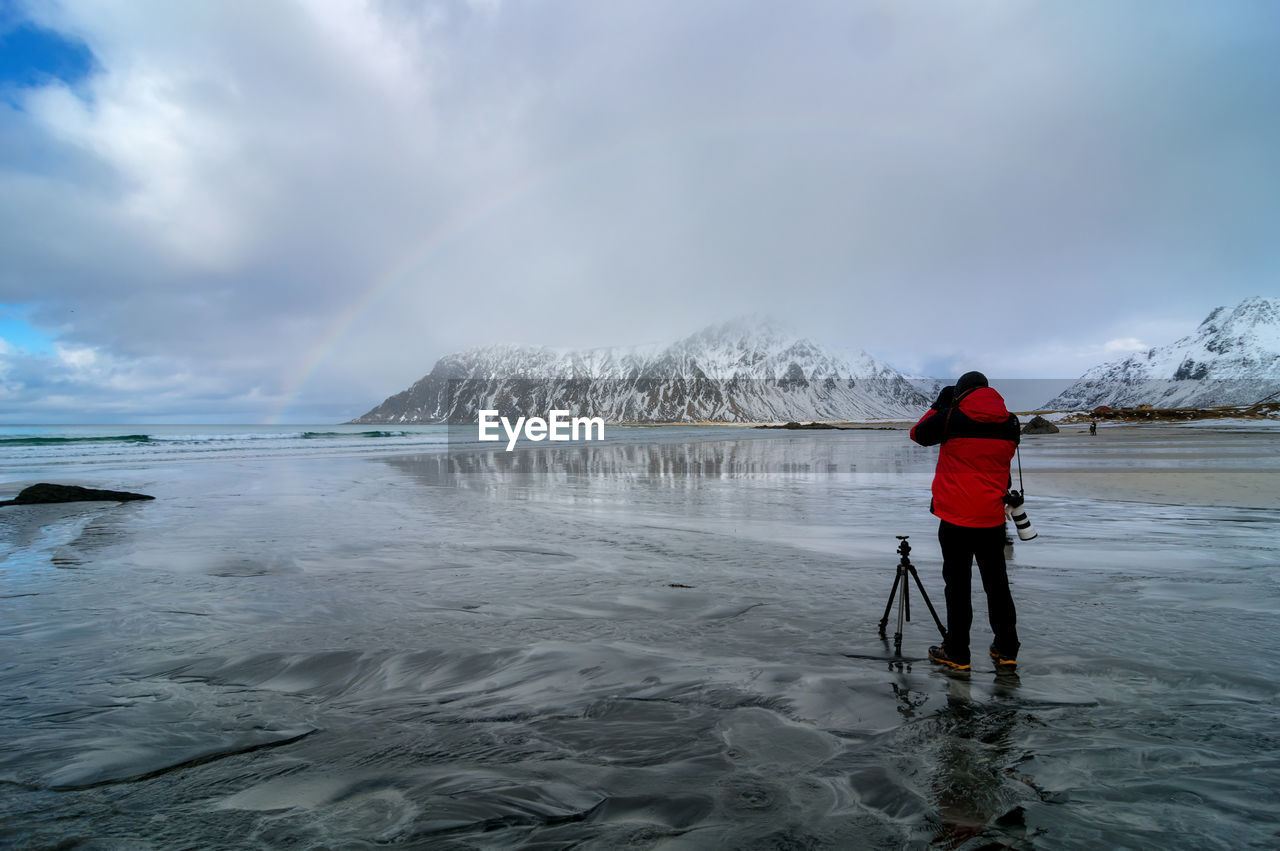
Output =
[
  {"x1": 1090, "y1": 421, "x2": 1097, "y2": 435},
  {"x1": 909, "y1": 371, "x2": 1021, "y2": 673}
]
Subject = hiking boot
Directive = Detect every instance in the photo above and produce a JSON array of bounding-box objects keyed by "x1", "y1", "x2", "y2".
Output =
[
  {"x1": 989, "y1": 643, "x2": 1018, "y2": 672},
  {"x1": 928, "y1": 645, "x2": 970, "y2": 673}
]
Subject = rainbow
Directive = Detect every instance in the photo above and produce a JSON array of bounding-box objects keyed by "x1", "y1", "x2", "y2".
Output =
[
  {"x1": 264, "y1": 115, "x2": 820, "y2": 424},
  {"x1": 264, "y1": 172, "x2": 542, "y2": 424}
]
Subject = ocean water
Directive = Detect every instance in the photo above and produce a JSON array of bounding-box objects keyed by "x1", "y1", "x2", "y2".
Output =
[{"x1": 1, "y1": 425, "x2": 1278, "y2": 848}]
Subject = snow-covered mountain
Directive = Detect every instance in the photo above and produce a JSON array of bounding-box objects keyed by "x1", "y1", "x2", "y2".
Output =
[
  {"x1": 352, "y1": 318, "x2": 930, "y2": 423},
  {"x1": 1044, "y1": 296, "x2": 1280, "y2": 409}
]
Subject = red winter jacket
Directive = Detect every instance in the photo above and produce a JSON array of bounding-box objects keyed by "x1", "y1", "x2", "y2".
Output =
[{"x1": 909, "y1": 387, "x2": 1020, "y2": 527}]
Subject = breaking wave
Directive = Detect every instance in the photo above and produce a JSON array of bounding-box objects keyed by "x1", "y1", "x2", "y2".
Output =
[
  {"x1": 0, "y1": 434, "x2": 153, "y2": 447},
  {"x1": 0, "y1": 431, "x2": 413, "y2": 447}
]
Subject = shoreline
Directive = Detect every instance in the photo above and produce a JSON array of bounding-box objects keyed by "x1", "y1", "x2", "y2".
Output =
[{"x1": 3, "y1": 422, "x2": 1275, "y2": 511}]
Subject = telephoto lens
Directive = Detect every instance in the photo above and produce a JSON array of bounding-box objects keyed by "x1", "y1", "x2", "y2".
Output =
[{"x1": 1004, "y1": 490, "x2": 1038, "y2": 541}]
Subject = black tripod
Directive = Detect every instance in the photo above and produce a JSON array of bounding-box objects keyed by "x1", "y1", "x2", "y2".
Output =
[{"x1": 878, "y1": 536, "x2": 947, "y2": 655}]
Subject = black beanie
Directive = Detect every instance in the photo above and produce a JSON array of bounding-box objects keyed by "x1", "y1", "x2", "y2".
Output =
[{"x1": 955, "y1": 371, "x2": 989, "y2": 394}]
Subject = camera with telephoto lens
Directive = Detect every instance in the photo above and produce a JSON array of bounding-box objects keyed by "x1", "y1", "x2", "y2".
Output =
[{"x1": 1004, "y1": 489, "x2": 1038, "y2": 541}]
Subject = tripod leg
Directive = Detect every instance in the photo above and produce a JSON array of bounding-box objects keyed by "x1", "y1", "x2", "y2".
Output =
[
  {"x1": 878, "y1": 567, "x2": 904, "y2": 636},
  {"x1": 894, "y1": 571, "x2": 907, "y2": 652},
  {"x1": 907, "y1": 563, "x2": 947, "y2": 639}
]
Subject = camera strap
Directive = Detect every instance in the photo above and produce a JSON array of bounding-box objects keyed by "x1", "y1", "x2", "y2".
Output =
[
  {"x1": 942, "y1": 387, "x2": 979, "y2": 441},
  {"x1": 1015, "y1": 445, "x2": 1025, "y2": 495}
]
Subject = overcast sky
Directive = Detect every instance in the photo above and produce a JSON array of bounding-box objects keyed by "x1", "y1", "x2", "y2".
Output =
[{"x1": 1, "y1": 1, "x2": 1277, "y2": 422}]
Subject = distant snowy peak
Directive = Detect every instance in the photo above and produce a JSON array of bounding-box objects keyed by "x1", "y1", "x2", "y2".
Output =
[
  {"x1": 438, "y1": 319, "x2": 894, "y2": 381},
  {"x1": 1046, "y1": 296, "x2": 1280, "y2": 409},
  {"x1": 661, "y1": 318, "x2": 903, "y2": 381},
  {"x1": 1076, "y1": 295, "x2": 1280, "y2": 381},
  {"x1": 352, "y1": 318, "x2": 930, "y2": 423},
  {"x1": 1195, "y1": 296, "x2": 1280, "y2": 353}
]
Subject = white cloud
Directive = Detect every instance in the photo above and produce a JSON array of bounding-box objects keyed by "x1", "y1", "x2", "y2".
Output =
[
  {"x1": 1, "y1": 1, "x2": 1276, "y2": 420},
  {"x1": 1103, "y1": 337, "x2": 1148, "y2": 354},
  {"x1": 0, "y1": 339, "x2": 283, "y2": 421},
  {"x1": 55, "y1": 343, "x2": 97, "y2": 370}
]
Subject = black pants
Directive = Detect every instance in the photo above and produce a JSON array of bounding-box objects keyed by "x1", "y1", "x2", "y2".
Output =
[{"x1": 938, "y1": 520, "x2": 1019, "y2": 665}]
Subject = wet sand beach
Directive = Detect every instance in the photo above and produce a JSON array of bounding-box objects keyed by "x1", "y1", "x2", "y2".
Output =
[
  {"x1": 1, "y1": 426, "x2": 1277, "y2": 847},
  {"x1": 1019, "y1": 425, "x2": 1279, "y2": 509}
]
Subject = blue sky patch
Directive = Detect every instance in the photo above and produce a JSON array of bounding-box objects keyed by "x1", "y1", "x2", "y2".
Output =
[
  {"x1": 0, "y1": 306, "x2": 57, "y2": 354},
  {"x1": 0, "y1": 12, "x2": 96, "y2": 92}
]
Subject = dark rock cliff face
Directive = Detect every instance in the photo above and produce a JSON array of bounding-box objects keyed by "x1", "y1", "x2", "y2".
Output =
[{"x1": 0, "y1": 484, "x2": 155, "y2": 506}]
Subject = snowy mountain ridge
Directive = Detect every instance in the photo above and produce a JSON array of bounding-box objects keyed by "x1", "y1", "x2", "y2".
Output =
[
  {"x1": 1045, "y1": 296, "x2": 1280, "y2": 409},
  {"x1": 352, "y1": 318, "x2": 930, "y2": 423}
]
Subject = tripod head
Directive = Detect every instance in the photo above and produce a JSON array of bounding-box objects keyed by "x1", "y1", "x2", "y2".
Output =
[{"x1": 896, "y1": 535, "x2": 911, "y2": 559}]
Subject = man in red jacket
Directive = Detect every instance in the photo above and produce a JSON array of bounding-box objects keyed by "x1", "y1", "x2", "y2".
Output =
[{"x1": 909, "y1": 371, "x2": 1020, "y2": 673}]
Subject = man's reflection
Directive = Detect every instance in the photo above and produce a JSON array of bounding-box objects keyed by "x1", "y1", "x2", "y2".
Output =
[{"x1": 927, "y1": 676, "x2": 1031, "y2": 849}]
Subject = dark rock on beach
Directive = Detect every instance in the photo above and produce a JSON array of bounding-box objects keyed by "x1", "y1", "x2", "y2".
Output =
[
  {"x1": 1021, "y1": 415, "x2": 1060, "y2": 435},
  {"x1": 756, "y1": 421, "x2": 847, "y2": 430},
  {"x1": 0, "y1": 483, "x2": 155, "y2": 506}
]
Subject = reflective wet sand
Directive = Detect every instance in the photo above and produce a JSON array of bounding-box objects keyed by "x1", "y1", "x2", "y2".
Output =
[{"x1": 1, "y1": 428, "x2": 1277, "y2": 847}]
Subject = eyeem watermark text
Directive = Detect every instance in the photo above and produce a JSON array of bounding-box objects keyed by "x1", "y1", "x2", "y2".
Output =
[{"x1": 478, "y1": 410, "x2": 606, "y2": 450}]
